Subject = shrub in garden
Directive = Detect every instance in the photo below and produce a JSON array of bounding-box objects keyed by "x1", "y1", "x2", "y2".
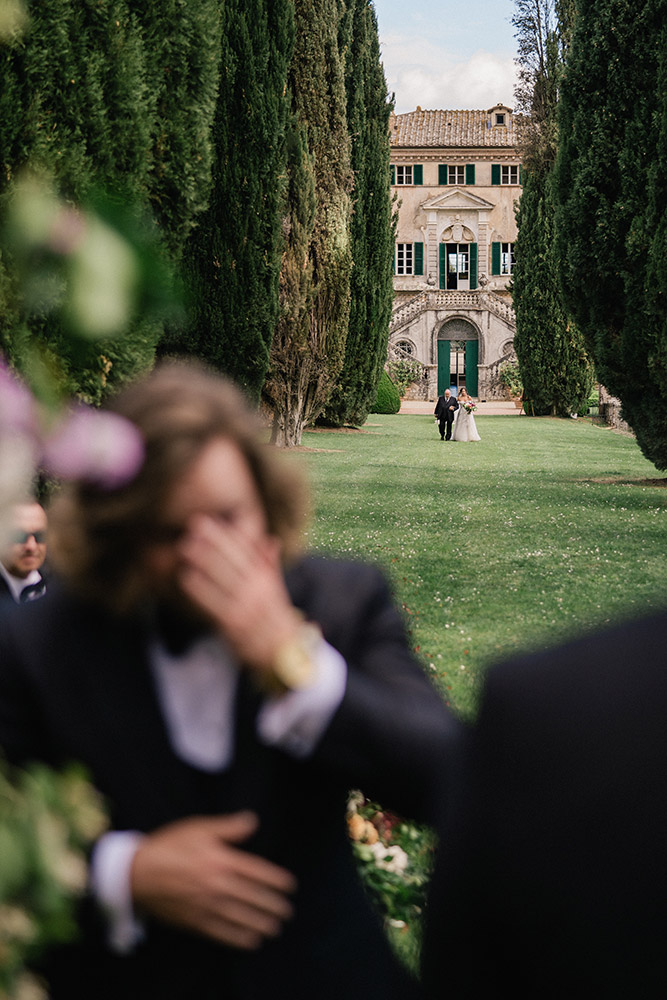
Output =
[
  {"x1": 372, "y1": 370, "x2": 400, "y2": 413},
  {"x1": 498, "y1": 361, "x2": 523, "y2": 398},
  {"x1": 386, "y1": 357, "x2": 423, "y2": 397}
]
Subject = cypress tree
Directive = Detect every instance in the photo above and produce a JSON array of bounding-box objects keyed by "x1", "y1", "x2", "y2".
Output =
[
  {"x1": 0, "y1": 0, "x2": 220, "y2": 401},
  {"x1": 554, "y1": 0, "x2": 667, "y2": 466},
  {"x1": 264, "y1": 0, "x2": 353, "y2": 446},
  {"x1": 131, "y1": 0, "x2": 222, "y2": 261},
  {"x1": 321, "y1": 0, "x2": 394, "y2": 427},
  {"x1": 511, "y1": 0, "x2": 593, "y2": 416},
  {"x1": 165, "y1": 0, "x2": 294, "y2": 401},
  {"x1": 513, "y1": 167, "x2": 592, "y2": 415}
]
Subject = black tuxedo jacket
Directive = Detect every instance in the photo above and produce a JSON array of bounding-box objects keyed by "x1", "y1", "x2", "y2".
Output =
[
  {"x1": 434, "y1": 396, "x2": 458, "y2": 422},
  {"x1": 0, "y1": 556, "x2": 458, "y2": 1000},
  {"x1": 422, "y1": 609, "x2": 667, "y2": 998}
]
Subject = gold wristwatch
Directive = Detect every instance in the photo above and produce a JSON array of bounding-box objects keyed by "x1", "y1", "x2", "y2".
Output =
[{"x1": 263, "y1": 620, "x2": 322, "y2": 696}]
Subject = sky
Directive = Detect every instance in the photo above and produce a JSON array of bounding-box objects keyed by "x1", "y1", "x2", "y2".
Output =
[{"x1": 372, "y1": 0, "x2": 519, "y2": 114}]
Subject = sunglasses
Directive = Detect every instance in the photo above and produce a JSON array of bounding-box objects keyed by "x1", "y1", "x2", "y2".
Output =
[{"x1": 12, "y1": 530, "x2": 47, "y2": 545}]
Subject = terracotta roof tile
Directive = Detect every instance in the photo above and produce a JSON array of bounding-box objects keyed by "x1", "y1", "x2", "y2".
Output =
[{"x1": 389, "y1": 108, "x2": 523, "y2": 149}]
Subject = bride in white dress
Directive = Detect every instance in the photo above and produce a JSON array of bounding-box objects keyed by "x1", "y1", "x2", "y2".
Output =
[{"x1": 451, "y1": 388, "x2": 481, "y2": 441}]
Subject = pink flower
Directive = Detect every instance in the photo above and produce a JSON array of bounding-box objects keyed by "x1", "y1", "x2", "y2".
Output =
[
  {"x1": 0, "y1": 361, "x2": 38, "y2": 437},
  {"x1": 41, "y1": 407, "x2": 144, "y2": 489}
]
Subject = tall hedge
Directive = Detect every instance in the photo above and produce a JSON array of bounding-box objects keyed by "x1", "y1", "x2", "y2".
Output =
[
  {"x1": 0, "y1": 0, "x2": 221, "y2": 401},
  {"x1": 512, "y1": 165, "x2": 593, "y2": 416},
  {"x1": 264, "y1": 0, "x2": 353, "y2": 446},
  {"x1": 321, "y1": 0, "x2": 394, "y2": 427},
  {"x1": 554, "y1": 0, "x2": 667, "y2": 467},
  {"x1": 511, "y1": 0, "x2": 593, "y2": 416},
  {"x1": 163, "y1": 0, "x2": 294, "y2": 401}
]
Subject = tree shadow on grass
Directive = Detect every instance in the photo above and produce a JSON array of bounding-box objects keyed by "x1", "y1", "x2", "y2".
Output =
[{"x1": 583, "y1": 477, "x2": 667, "y2": 488}]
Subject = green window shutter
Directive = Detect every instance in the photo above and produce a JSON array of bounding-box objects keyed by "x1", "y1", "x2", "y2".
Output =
[
  {"x1": 519, "y1": 164, "x2": 525, "y2": 186},
  {"x1": 390, "y1": 165, "x2": 396, "y2": 185},
  {"x1": 439, "y1": 244, "x2": 447, "y2": 289},
  {"x1": 414, "y1": 242, "x2": 424, "y2": 275},
  {"x1": 438, "y1": 164, "x2": 447, "y2": 185},
  {"x1": 465, "y1": 340, "x2": 479, "y2": 396},
  {"x1": 491, "y1": 163, "x2": 501, "y2": 185},
  {"x1": 465, "y1": 163, "x2": 475, "y2": 185},
  {"x1": 392, "y1": 247, "x2": 395, "y2": 275},
  {"x1": 413, "y1": 164, "x2": 423, "y2": 185},
  {"x1": 470, "y1": 243, "x2": 478, "y2": 289},
  {"x1": 491, "y1": 241, "x2": 501, "y2": 275},
  {"x1": 437, "y1": 339, "x2": 450, "y2": 396}
]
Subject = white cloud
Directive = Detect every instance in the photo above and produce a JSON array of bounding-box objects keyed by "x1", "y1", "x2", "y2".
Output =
[{"x1": 380, "y1": 33, "x2": 519, "y2": 113}]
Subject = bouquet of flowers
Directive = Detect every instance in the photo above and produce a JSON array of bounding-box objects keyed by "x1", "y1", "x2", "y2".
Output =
[
  {"x1": 0, "y1": 762, "x2": 107, "y2": 998},
  {"x1": 462, "y1": 400, "x2": 477, "y2": 414},
  {"x1": 347, "y1": 792, "x2": 436, "y2": 973}
]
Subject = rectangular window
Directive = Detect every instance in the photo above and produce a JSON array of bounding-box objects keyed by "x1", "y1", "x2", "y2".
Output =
[
  {"x1": 501, "y1": 242, "x2": 515, "y2": 275},
  {"x1": 396, "y1": 243, "x2": 413, "y2": 275},
  {"x1": 448, "y1": 165, "x2": 465, "y2": 185},
  {"x1": 396, "y1": 242, "x2": 423, "y2": 275},
  {"x1": 391, "y1": 164, "x2": 422, "y2": 185},
  {"x1": 457, "y1": 247, "x2": 469, "y2": 278},
  {"x1": 395, "y1": 165, "x2": 413, "y2": 186},
  {"x1": 447, "y1": 248, "x2": 468, "y2": 278},
  {"x1": 501, "y1": 164, "x2": 519, "y2": 185}
]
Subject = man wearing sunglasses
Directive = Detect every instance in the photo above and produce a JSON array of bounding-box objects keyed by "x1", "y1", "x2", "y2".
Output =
[{"x1": 0, "y1": 501, "x2": 48, "y2": 603}]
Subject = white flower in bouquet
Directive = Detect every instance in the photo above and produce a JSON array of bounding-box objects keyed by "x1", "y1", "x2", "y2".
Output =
[{"x1": 367, "y1": 841, "x2": 410, "y2": 875}]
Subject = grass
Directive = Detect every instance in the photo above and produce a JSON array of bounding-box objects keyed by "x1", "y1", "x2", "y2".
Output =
[
  {"x1": 297, "y1": 413, "x2": 667, "y2": 719},
  {"x1": 290, "y1": 412, "x2": 667, "y2": 971}
]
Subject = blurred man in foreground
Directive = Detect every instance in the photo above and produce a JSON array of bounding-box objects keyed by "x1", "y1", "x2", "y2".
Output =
[
  {"x1": 0, "y1": 500, "x2": 47, "y2": 603},
  {"x1": 423, "y1": 610, "x2": 667, "y2": 998},
  {"x1": 0, "y1": 361, "x2": 458, "y2": 1000}
]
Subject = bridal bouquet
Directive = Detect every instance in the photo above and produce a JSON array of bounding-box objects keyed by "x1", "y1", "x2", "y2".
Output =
[{"x1": 462, "y1": 401, "x2": 477, "y2": 413}]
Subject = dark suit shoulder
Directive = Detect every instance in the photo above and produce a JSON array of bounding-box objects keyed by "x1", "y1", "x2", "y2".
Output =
[
  {"x1": 285, "y1": 554, "x2": 391, "y2": 607},
  {"x1": 471, "y1": 607, "x2": 667, "y2": 795},
  {"x1": 483, "y1": 608, "x2": 667, "y2": 710}
]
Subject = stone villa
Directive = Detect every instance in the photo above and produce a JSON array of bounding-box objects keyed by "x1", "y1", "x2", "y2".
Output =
[{"x1": 389, "y1": 103, "x2": 522, "y2": 400}]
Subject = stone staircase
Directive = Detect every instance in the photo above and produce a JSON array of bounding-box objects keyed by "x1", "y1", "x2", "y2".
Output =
[{"x1": 389, "y1": 289, "x2": 516, "y2": 335}]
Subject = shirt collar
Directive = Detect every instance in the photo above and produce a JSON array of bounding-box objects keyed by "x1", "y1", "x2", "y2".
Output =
[{"x1": 0, "y1": 563, "x2": 42, "y2": 603}]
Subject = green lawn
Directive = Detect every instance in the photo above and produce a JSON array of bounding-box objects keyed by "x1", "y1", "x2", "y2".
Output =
[{"x1": 297, "y1": 413, "x2": 667, "y2": 719}]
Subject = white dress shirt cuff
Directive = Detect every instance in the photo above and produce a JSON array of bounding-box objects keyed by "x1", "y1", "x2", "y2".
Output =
[
  {"x1": 90, "y1": 830, "x2": 146, "y2": 953},
  {"x1": 256, "y1": 638, "x2": 347, "y2": 758}
]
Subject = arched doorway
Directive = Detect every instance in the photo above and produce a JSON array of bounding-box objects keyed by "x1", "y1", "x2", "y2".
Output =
[{"x1": 436, "y1": 318, "x2": 479, "y2": 396}]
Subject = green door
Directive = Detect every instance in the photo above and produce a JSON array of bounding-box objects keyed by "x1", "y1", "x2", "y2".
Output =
[
  {"x1": 437, "y1": 340, "x2": 450, "y2": 395},
  {"x1": 465, "y1": 340, "x2": 479, "y2": 395}
]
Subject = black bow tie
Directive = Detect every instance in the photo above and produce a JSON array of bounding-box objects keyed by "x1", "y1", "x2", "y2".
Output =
[
  {"x1": 19, "y1": 580, "x2": 46, "y2": 603},
  {"x1": 152, "y1": 603, "x2": 211, "y2": 657}
]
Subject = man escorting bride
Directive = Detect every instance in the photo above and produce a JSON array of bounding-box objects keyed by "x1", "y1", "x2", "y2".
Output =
[{"x1": 451, "y1": 388, "x2": 481, "y2": 442}]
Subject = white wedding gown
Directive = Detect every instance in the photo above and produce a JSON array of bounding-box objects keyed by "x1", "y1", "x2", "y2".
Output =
[{"x1": 451, "y1": 406, "x2": 481, "y2": 442}]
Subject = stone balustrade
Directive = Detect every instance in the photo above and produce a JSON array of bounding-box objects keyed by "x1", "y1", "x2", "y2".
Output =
[{"x1": 389, "y1": 289, "x2": 516, "y2": 334}]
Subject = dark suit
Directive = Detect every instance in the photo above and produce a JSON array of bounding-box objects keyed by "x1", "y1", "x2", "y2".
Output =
[
  {"x1": 422, "y1": 610, "x2": 667, "y2": 998},
  {"x1": 434, "y1": 394, "x2": 458, "y2": 440},
  {"x1": 0, "y1": 556, "x2": 458, "y2": 1000}
]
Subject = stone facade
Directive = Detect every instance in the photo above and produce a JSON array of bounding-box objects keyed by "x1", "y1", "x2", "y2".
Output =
[
  {"x1": 389, "y1": 104, "x2": 522, "y2": 400},
  {"x1": 598, "y1": 385, "x2": 632, "y2": 433}
]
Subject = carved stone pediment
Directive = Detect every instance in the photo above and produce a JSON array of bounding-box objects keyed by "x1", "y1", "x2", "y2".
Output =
[
  {"x1": 420, "y1": 188, "x2": 495, "y2": 212},
  {"x1": 441, "y1": 224, "x2": 475, "y2": 242}
]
